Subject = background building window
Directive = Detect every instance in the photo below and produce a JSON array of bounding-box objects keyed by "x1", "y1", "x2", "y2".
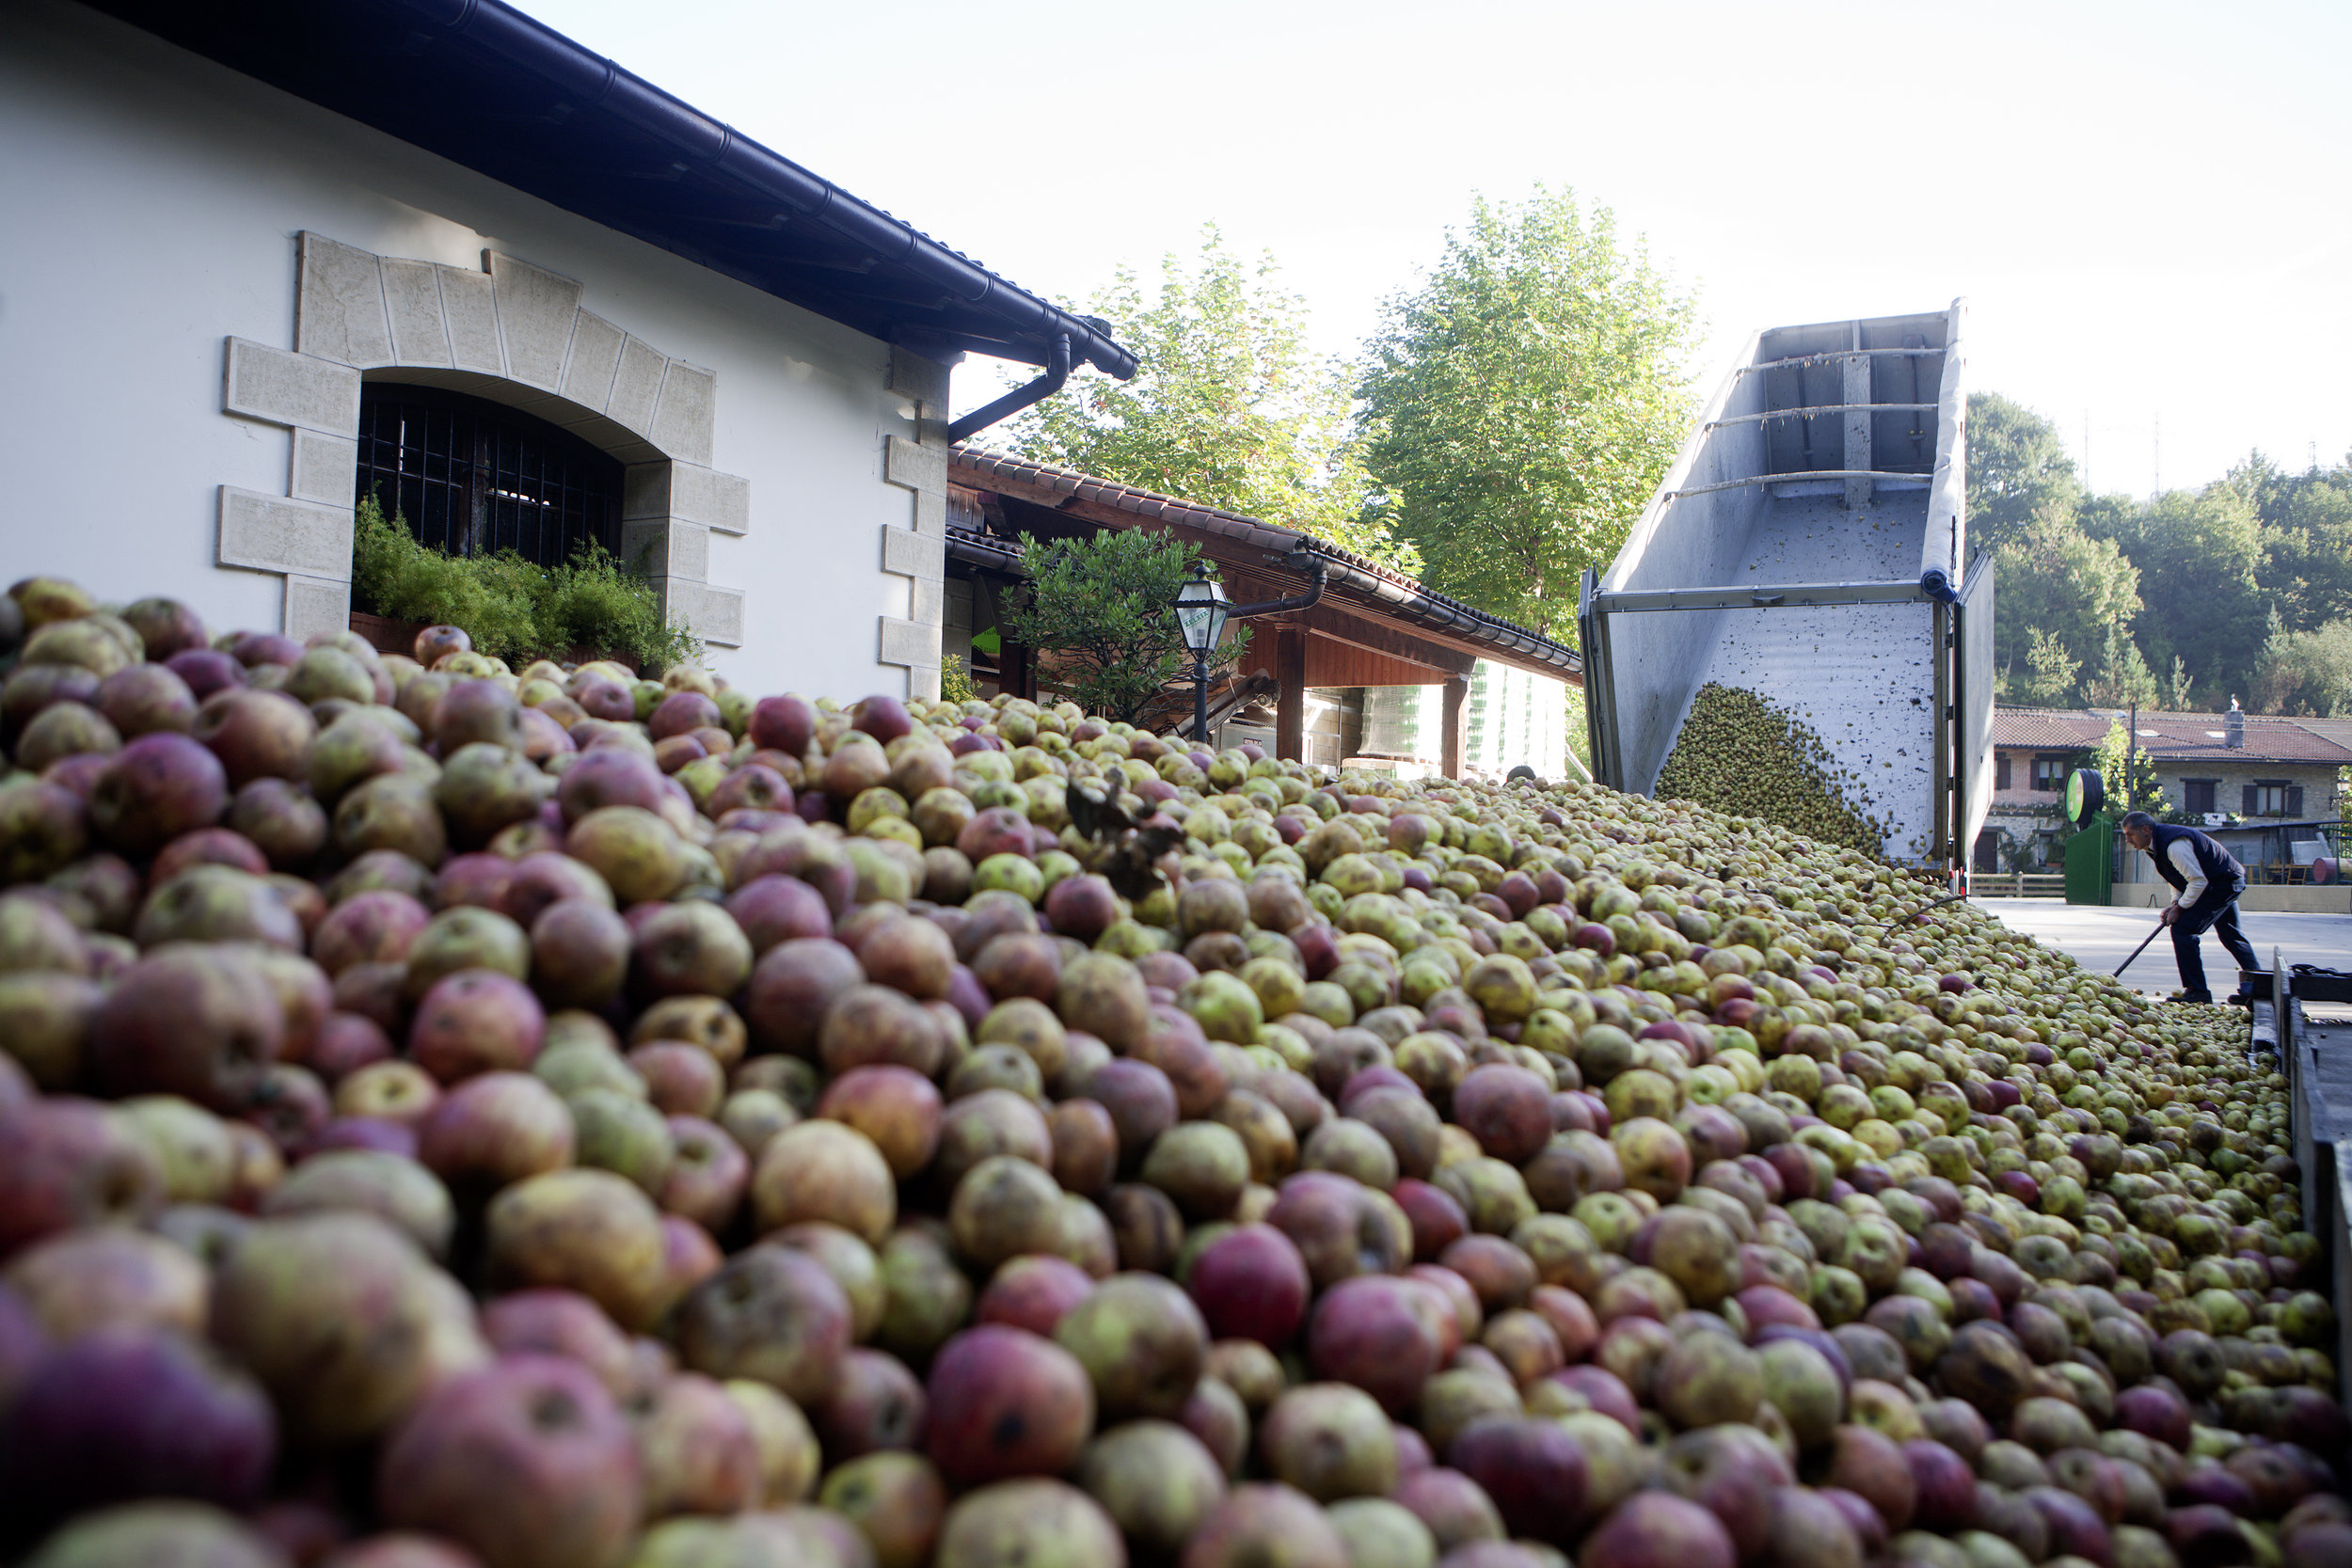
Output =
[
  {"x1": 2032, "y1": 755, "x2": 2070, "y2": 792},
  {"x1": 355, "y1": 385, "x2": 623, "y2": 568},
  {"x1": 2247, "y1": 781, "x2": 2290, "y2": 816},
  {"x1": 1995, "y1": 754, "x2": 2012, "y2": 790},
  {"x1": 2183, "y1": 779, "x2": 2217, "y2": 815}
]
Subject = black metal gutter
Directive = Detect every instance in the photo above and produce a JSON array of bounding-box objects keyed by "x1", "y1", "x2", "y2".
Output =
[
  {"x1": 87, "y1": 0, "x2": 1136, "y2": 382},
  {"x1": 1290, "y1": 541, "x2": 1579, "y2": 676}
]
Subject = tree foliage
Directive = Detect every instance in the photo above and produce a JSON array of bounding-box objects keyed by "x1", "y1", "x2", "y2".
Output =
[
  {"x1": 1001, "y1": 228, "x2": 1408, "y2": 567},
  {"x1": 2092, "y1": 721, "x2": 2165, "y2": 816},
  {"x1": 2083, "y1": 625, "x2": 2160, "y2": 709},
  {"x1": 1356, "y1": 188, "x2": 1698, "y2": 640},
  {"x1": 2229, "y1": 452, "x2": 2352, "y2": 633},
  {"x1": 999, "y1": 529, "x2": 1247, "y2": 725},
  {"x1": 1972, "y1": 393, "x2": 2352, "y2": 711},
  {"x1": 1990, "y1": 508, "x2": 2141, "y2": 702},
  {"x1": 939, "y1": 654, "x2": 981, "y2": 707},
  {"x1": 2083, "y1": 484, "x2": 2269, "y2": 705},
  {"x1": 2014, "y1": 628, "x2": 2081, "y2": 705},
  {"x1": 1965, "y1": 392, "x2": 2079, "y2": 554},
  {"x1": 2254, "y1": 615, "x2": 2352, "y2": 716},
  {"x1": 2167, "y1": 656, "x2": 2196, "y2": 709}
]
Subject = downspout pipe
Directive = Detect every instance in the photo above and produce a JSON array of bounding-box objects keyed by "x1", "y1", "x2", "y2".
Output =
[
  {"x1": 1191, "y1": 554, "x2": 1323, "y2": 748},
  {"x1": 948, "y1": 334, "x2": 1071, "y2": 446},
  {"x1": 1230, "y1": 553, "x2": 1328, "y2": 620}
]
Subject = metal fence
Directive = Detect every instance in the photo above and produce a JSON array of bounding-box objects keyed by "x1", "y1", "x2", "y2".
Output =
[
  {"x1": 1975, "y1": 871, "x2": 2068, "y2": 898},
  {"x1": 2114, "y1": 820, "x2": 2344, "y2": 886}
]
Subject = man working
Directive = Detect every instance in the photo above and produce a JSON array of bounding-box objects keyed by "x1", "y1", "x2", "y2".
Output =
[{"x1": 2117, "y1": 811, "x2": 2260, "y2": 1003}]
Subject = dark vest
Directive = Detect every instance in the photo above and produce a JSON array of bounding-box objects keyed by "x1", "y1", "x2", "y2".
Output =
[{"x1": 2145, "y1": 822, "x2": 2244, "y2": 900}]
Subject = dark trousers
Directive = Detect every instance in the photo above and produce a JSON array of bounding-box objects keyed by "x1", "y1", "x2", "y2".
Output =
[{"x1": 2171, "y1": 881, "x2": 2258, "y2": 1001}]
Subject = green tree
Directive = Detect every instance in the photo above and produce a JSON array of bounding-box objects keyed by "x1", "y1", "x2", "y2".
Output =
[
  {"x1": 2167, "y1": 655, "x2": 2196, "y2": 709},
  {"x1": 2230, "y1": 449, "x2": 2352, "y2": 634},
  {"x1": 1958, "y1": 408, "x2": 2352, "y2": 713},
  {"x1": 1000, "y1": 529, "x2": 1247, "y2": 724},
  {"x1": 2253, "y1": 614, "x2": 2352, "y2": 716},
  {"x1": 2012, "y1": 628, "x2": 2081, "y2": 705},
  {"x1": 2083, "y1": 483, "x2": 2268, "y2": 702},
  {"x1": 2092, "y1": 721, "x2": 2164, "y2": 815},
  {"x1": 1965, "y1": 393, "x2": 2080, "y2": 554},
  {"x1": 1356, "y1": 187, "x2": 1698, "y2": 640},
  {"x1": 1992, "y1": 507, "x2": 2140, "y2": 702},
  {"x1": 2083, "y1": 625, "x2": 2160, "y2": 708},
  {"x1": 1002, "y1": 227, "x2": 1407, "y2": 567}
]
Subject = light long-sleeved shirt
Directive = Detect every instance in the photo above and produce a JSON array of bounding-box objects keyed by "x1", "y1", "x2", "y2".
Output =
[{"x1": 2167, "y1": 837, "x2": 2205, "y2": 909}]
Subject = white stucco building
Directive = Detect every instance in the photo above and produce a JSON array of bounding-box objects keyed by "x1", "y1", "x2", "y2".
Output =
[{"x1": 0, "y1": 0, "x2": 1131, "y2": 701}]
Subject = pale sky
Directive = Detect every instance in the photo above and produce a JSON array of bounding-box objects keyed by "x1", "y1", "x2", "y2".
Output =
[{"x1": 516, "y1": 0, "x2": 2352, "y2": 499}]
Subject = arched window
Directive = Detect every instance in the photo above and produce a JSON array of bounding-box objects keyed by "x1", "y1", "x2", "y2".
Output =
[{"x1": 354, "y1": 384, "x2": 624, "y2": 567}]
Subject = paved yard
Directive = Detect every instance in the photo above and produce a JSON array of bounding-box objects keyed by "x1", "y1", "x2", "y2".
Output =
[{"x1": 1975, "y1": 897, "x2": 2352, "y2": 1011}]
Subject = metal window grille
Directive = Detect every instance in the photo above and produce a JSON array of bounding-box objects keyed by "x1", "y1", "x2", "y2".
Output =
[{"x1": 355, "y1": 386, "x2": 623, "y2": 567}]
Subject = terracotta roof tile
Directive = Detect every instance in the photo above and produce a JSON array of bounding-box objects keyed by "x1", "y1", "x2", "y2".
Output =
[
  {"x1": 1991, "y1": 709, "x2": 2111, "y2": 749},
  {"x1": 1991, "y1": 706, "x2": 2352, "y2": 766},
  {"x1": 2296, "y1": 718, "x2": 2352, "y2": 752}
]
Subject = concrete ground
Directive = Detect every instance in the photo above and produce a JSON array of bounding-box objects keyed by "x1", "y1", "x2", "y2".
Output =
[{"x1": 1975, "y1": 896, "x2": 2352, "y2": 1013}]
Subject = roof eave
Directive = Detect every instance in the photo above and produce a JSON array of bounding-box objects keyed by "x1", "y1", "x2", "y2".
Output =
[
  {"x1": 950, "y1": 447, "x2": 1583, "y2": 679},
  {"x1": 84, "y1": 0, "x2": 1136, "y2": 380}
]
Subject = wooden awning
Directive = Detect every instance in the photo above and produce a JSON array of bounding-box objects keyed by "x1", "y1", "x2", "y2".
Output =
[
  {"x1": 946, "y1": 450, "x2": 1581, "y2": 777},
  {"x1": 949, "y1": 450, "x2": 1581, "y2": 688}
]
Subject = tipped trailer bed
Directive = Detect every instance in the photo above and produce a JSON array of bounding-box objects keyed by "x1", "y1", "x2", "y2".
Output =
[{"x1": 1578, "y1": 302, "x2": 1994, "y2": 874}]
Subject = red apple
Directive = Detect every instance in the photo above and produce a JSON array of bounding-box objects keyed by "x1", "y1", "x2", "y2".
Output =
[
  {"x1": 816, "y1": 1345, "x2": 929, "y2": 1460},
  {"x1": 977, "y1": 1256, "x2": 1097, "y2": 1338},
  {"x1": 1308, "y1": 1275, "x2": 1451, "y2": 1416},
  {"x1": 924, "y1": 1324, "x2": 1095, "y2": 1487},
  {"x1": 377, "y1": 1354, "x2": 642, "y2": 1568},
  {"x1": 408, "y1": 970, "x2": 545, "y2": 1084},
  {"x1": 415, "y1": 1072, "x2": 575, "y2": 1201},
  {"x1": 635, "y1": 1370, "x2": 762, "y2": 1520},
  {"x1": 1186, "y1": 1223, "x2": 1312, "y2": 1349},
  {"x1": 0, "y1": 1327, "x2": 275, "y2": 1531}
]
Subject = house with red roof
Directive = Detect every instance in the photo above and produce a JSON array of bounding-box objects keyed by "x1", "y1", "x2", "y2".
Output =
[{"x1": 1979, "y1": 704, "x2": 2349, "y2": 884}]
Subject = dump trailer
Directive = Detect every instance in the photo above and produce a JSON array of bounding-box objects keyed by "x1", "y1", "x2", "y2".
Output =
[{"x1": 1578, "y1": 301, "x2": 1994, "y2": 875}]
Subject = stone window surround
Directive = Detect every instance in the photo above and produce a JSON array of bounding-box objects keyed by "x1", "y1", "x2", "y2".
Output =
[
  {"x1": 881, "y1": 346, "x2": 952, "y2": 703},
  {"x1": 218, "y1": 231, "x2": 748, "y2": 647}
]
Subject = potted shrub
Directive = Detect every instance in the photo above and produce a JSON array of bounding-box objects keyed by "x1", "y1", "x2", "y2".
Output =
[{"x1": 349, "y1": 496, "x2": 698, "y2": 674}]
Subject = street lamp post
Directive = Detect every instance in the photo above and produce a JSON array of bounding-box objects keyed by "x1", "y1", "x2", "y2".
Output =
[{"x1": 1170, "y1": 577, "x2": 1231, "y2": 747}]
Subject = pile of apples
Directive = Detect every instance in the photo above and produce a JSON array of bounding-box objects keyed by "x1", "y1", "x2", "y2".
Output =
[{"x1": 0, "y1": 574, "x2": 2344, "y2": 1568}]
